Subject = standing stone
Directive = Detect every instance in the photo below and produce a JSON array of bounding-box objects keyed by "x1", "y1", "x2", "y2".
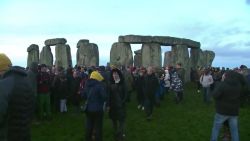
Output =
[
  {"x1": 88, "y1": 43, "x2": 99, "y2": 66},
  {"x1": 40, "y1": 46, "x2": 53, "y2": 67},
  {"x1": 134, "y1": 49, "x2": 142, "y2": 67},
  {"x1": 55, "y1": 44, "x2": 72, "y2": 69},
  {"x1": 110, "y1": 42, "x2": 133, "y2": 67},
  {"x1": 27, "y1": 44, "x2": 39, "y2": 67},
  {"x1": 66, "y1": 45, "x2": 72, "y2": 67},
  {"x1": 190, "y1": 48, "x2": 202, "y2": 69},
  {"x1": 141, "y1": 43, "x2": 161, "y2": 68},
  {"x1": 172, "y1": 45, "x2": 190, "y2": 82},
  {"x1": 44, "y1": 38, "x2": 67, "y2": 46},
  {"x1": 197, "y1": 50, "x2": 206, "y2": 68},
  {"x1": 163, "y1": 51, "x2": 174, "y2": 67},
  {"x1": 77, "y1": 39, "x2": 99, "y2": 66},
  {"x1": 203, "y1": 50, "x2": 215, "y2": 67}
]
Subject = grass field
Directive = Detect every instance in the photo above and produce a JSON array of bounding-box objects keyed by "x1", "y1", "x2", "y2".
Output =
[{"x1": 31, "y1": 83, "x2": 250, "y2": 141}]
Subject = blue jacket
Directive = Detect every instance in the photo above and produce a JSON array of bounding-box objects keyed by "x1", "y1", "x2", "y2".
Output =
[{"x1": 82, "y1": 79, "x2": 107, "y2": 112}]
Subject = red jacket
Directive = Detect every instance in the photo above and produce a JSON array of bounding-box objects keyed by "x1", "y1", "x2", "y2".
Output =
[{"x1": 37, "y1": 72, "x2": 50, "y2": 93}]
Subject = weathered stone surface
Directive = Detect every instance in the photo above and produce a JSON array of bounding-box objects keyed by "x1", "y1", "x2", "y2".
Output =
[
  {"x1": 203, "y1": 50, "x2": 215, "y2": 67},
  {"x1": 89, "y1": 43, "x2": 99, "y2": 66},
  {"x1": 77, "y1": 41, "x2": 99, "y2": 66},
  {"x1": 44, "y1": 38, "x2": 67, "y2": 46},
  {"x1": 118, "y1": 35, "x2": 200, "y2": 48},
  {"x1": 163, "y1": 51, "x2": 173, "y2": 67},
  {"x1": 55, "y1": 44, "x2": 72, "y2": 69},
  {"x1": 134, "y1": 49, "x2": 141, "y2": 55},
  {"x1": 77, "y1": 39, "x2": 90, "y2": 48},
  {"x1": 110, "y1": 42, "x2": 133, "y2": 67},
  {"x1": 66, "y1": 45, "x2": 72, "y2": 67},
  {"x1": 27, "y1": 44, "x2": 39, "y2": 67},
  {"x1": 119, "y1": 35, "x2": 152, "y2": 44},
  {"x1": 172, "y1": 45, "x2": 190, "y2": 82},
  {"x1": 153, "y1": 36, "x2": 200, "y2": 48},
  {"x1": 134, "y1": 49, "x2": 142, "y2": 67},
  {"x1": 40, "y1": 46, "x2": 53, "y2": 67},
  {"x1": 197, "y1": 50, "x2": 205, "y2": 68},
  {"x1": 141, "y1": 43, "x2": 161, "y2": 68},
  {"x1": 190, "y1": 48, "x2": 202, "y2": 68}
]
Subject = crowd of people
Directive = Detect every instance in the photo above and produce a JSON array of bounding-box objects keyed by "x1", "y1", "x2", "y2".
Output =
[{"x1": 0, "y1": 52, "x2": 250, "y2": 141}]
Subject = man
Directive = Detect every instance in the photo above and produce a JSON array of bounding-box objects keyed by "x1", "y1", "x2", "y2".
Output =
[
  {"x1": 122, "y1": 66, "x2": 133, "y2": 102},
  {"x1": 143, "y1": 66, "x2": 159, "y2": 120},
  {"x1": 37, "y1": 64, "x2": 51, "y2": 120},
  {"x1": 0, "y1": 53, "x2": 35, "y2": 141},
  {"x1": 210, "y1": 70, "x2": 247, "y2": 141},
  {"x1": 176, "y1": 63, "x2": 185, "y2": 83}
]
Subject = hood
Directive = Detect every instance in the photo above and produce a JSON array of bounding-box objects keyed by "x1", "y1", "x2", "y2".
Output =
[
  {"x1": 90, "y1": 71, "x2": 104, "y2": 82},
  {"x1": 3, "y1": 66, "x2": 27, "y2": 78}
]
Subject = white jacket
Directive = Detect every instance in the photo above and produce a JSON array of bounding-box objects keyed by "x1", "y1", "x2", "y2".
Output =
[
  {"x1": 200, "y1": 74, "x2": 213, "y2": 87},
  {"x1": 164, "y1": 70, "x2": 171, "y2": 87}
]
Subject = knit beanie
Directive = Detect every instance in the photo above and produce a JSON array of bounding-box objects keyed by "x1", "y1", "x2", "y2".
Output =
[
  {"x1": 0, "y1": 53, "x2": 12, "y2": 72},
  {"x1": 90, "y1": 71, "x2": 104, "y2": 81}
]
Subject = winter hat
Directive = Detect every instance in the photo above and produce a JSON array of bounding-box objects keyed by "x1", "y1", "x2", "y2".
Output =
[
  {"x1": 0, "y1": 53, "x2": 12, "y2": 72},
  {"x1": 90, "y1": 71, "x2": 104, "y2": 81}
]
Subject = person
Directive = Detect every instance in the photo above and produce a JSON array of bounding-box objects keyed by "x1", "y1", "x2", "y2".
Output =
[
  {"x1": 143, "y1": 66, "x2": 159, "y2": 120},
  {"x1": 71, "y1": 70, "x2": 82, "y2": 113},
  {"x1": 200, "y1": 69, "x2": 214, "y2": 104},
  {"x1": 164, "y1": 67, "x2": 171, "y2": 97},
  {"x1": 176, "y1": 63, "x2": 185, "y2": 83},
  {"x1": 54, "y1": 72, "x2": 69, "y2": 113},
  {"x1": 123, "y1": 66, "x2": 134, "y2": 102},
  {"x1": 170, "y1": 68, "x2": 184, "y2": 104},
  {"x1": 210, "y1": 70, "x2": 247, "y2": 141},
  {"x1": 107, "y1": 68, "x2": 127, "y2": 141},
  {"x1": 0, "y1": 53, "x2": 35, "y2": 141},
  {"x1": 135, "y1": 68, "x2": 145, "y2": 110},
  {"x1": 82, "y1": 71, "x2": 106, "y2": 141},
  {"x1": 37, "y1": 64, "x2": 51, "y2": 120}
]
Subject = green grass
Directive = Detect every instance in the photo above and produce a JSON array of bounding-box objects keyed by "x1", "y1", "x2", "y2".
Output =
[{"x1": 31, "y1": 83, "x2": 250, "y2": 141}]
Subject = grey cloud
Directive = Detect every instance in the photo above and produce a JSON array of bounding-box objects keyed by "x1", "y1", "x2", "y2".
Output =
[
  {"x1": 247, "y1": 0, "x2": 250, "y2": 5},
  {"x1": 244, "y1": 42, "x2": 250, "y2": 46},
  {"x1": 213, "y1": 48, "x2": 249, "y2": 58}
]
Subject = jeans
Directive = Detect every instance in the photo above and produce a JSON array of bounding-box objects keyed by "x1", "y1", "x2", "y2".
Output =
[
  {"x1": 60, "y1": 99, "x2": 67, "y2": 112},
  {"x1": 203, "y1": 87, "x2": 211, "y2": 103},
  {"x1": 211, "y1": 113, "x2": 239, "y2": 141}
]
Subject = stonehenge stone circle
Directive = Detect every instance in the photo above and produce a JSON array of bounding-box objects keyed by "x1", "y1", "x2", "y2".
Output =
[{"x1": 27, "y1": 35, "x2": 215, "y2": 83}]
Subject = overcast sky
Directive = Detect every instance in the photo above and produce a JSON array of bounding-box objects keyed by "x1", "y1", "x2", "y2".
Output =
[{"x1": 0, "y1": 0, "x2": 249, "y2": 68}]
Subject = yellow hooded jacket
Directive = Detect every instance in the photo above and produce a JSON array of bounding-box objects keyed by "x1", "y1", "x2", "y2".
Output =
[{"x1": 90, "y1": 71, "x2": 104, "y2": 82}]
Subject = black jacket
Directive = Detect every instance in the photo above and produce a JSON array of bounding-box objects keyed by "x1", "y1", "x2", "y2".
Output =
[
  {"x1": 0, "y1": 66, "x2": 35, "y2": 141},
  {"x1": 143, "y1": 73, "x2": 159, "y2": 99},
  {"x1": 212, "y1": 71, "x2": 247, "y2": 116}
]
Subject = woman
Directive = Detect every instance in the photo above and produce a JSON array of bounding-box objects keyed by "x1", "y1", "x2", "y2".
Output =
[
  {"x1": 107, "y1": 68, "x2": 127, "y2": 141},
  {"x1": 82, "y1": 71, "x2": 106, "y2": 141},
  {"x1": 200, "y1": 69, "x2": 214, "y2": 104}
]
